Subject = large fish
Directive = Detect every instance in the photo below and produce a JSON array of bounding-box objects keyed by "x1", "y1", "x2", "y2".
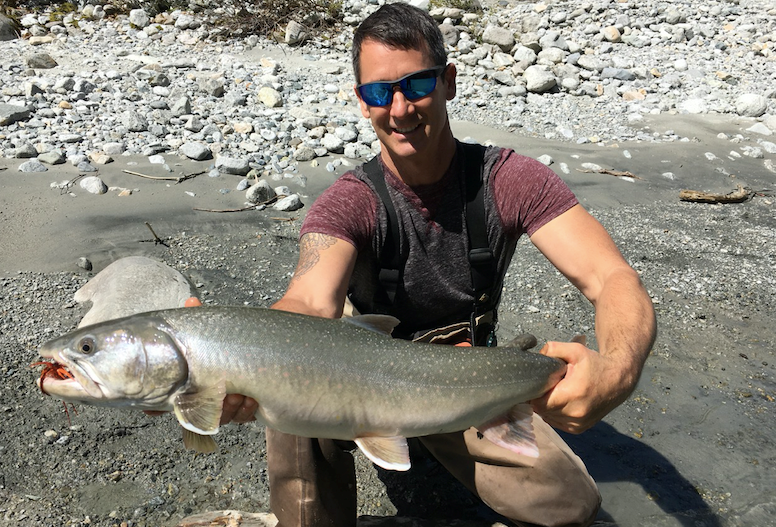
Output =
[{"x1": 35, "y1": 306, "x2": 565, "y2": 471}]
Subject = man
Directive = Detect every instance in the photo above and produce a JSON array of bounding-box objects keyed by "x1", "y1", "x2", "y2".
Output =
[{"x1": 222, "y1": 4, "x2": 657, "y2": 526}]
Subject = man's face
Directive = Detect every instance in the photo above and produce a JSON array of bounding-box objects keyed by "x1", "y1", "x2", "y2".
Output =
[{"x1": 354, "y1": 39, "x2": 456, "y2": 169}]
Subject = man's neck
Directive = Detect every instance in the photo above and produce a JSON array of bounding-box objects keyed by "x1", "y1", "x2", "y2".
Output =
[{"x1": 380, "y1": 134, "x2": 457, "y2": 187}]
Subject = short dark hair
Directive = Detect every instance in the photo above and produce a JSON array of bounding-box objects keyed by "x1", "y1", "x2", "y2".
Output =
[{"x1": 352, "y1": 3, "x2": 447, "y2": 84}]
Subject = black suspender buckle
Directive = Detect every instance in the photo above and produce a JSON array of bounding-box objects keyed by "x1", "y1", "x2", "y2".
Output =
[{"x1": 469, "y1": 247, "x2": 494, "y2": 264}]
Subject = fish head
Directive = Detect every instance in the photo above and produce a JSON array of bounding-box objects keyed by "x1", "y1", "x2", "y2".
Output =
[{"x1": 37, "y1": 315, "x2": 188, "y2": 409}]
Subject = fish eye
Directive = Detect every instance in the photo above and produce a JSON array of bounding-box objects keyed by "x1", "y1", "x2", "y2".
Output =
[{"x1": 78, "y1": 337, "x2": 96, "y2": 354}]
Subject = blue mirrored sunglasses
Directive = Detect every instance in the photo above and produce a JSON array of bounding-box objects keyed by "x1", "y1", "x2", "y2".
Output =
[{"x1": 357, "y1": 65, "x2": 448, "y2": 107}]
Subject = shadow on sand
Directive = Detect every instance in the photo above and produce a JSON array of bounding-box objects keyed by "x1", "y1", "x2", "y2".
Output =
[
  {"x1": 561, "y1": 422, "x2": 723, "y2": 527},
  {"x1": 375, "y1": 422, "x2": 722, "y2": 526}
]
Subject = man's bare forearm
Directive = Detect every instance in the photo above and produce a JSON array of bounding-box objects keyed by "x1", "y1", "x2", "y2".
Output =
[{"x1": 593, "y1": 266, "x2": 656, "y2": 395}]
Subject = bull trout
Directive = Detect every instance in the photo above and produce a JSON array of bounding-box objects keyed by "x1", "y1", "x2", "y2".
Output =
[{"x1": 36, "y1": 306, "x2": 566, "y2": 471}]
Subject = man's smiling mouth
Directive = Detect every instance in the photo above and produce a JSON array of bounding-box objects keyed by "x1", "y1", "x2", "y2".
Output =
[{"x1": 393, "y1": 123, "x2": 420, "y2": 134}]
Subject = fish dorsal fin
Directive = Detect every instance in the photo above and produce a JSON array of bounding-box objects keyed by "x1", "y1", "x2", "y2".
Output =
[
  {"x1": 503, "y1": 333, "x2": 538, "y2": 351},
  {"x1": 571, "y1": 334, "x2": 587, "y2": 346},
  {"x1": 477, "y1": 403, "x2": 539, "y2": 458},
  {"x1": 354, "y1": 436, "x2": 411, "y2": 471},
  {"x1": 182, "y1": 428, "x2": 218, "y2": 453},
  {"x1": 343, "y1": 314, "x2": 401, "y2": 336},
  {"x1": 173, "y1": 381, "x2": 226, "y2": 436}
]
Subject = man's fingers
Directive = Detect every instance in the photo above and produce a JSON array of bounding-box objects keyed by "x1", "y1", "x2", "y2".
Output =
[{"x1": 221, "y1": 393, "x2": 258, "y2": 425}]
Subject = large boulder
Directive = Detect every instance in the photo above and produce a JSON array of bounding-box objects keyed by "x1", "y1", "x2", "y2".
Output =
[{"x1": 74, "y1": 256, "x2": 199, "y2": 327}]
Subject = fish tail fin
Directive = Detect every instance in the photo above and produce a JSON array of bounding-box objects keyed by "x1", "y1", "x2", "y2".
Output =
[
  {"x1": 477, "y1": 403, "x2": 539, "y2": 458},
  {"x1": 182, "y1": 428, "x2": 218, "y2": 453}
]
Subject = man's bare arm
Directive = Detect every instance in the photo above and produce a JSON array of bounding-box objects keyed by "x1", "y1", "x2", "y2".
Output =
[
  {"x1": 272, "y1": 233, "x2": 358, "y2": 318},
  {"x1": 529, "y1": 204, "x2": 657, "y2": 433}
]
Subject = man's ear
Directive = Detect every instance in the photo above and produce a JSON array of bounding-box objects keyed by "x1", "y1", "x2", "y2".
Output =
[
  {"x1": 354, "y1": 85, "x2": 371, "y2": 118},
  {"x1": 443, "y1": 63, "x2": 457, "y2": 101}
]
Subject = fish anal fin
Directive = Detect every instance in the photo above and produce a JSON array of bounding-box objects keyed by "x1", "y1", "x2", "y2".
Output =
[
  {"x1": 477, "y1": 403, "x2": 539, "y2": 458},
  {"x1": 355, "y1": 436, "x2": 411, "y2": 471},
  {"x1": 343, "y1": 315, "x2": 401, "y2": 336},
  {"x1": 182, "y1": 428, "x2": 218, "y2": 453},
  {"x1": 173, "y1": 381, "x2": 226, "y2": 436}
]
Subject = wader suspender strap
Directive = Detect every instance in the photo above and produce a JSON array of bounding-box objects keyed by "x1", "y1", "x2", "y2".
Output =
[
  {"x1": 363, "y1": 145, "x2": 499, "y2": 344},
  {"x1": 462, "y1": 143, "x2": 499, "y2": 346},
  {"x1": 363, "y1": 156, "x2": 402, "y2": 306}
]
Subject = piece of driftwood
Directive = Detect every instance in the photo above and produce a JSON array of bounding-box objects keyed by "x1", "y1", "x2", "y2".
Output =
[
  {"x1": 144, "y1": 222, "x2": 168, "y2": 246},
  {"x1": 177, "y1": 510, "x2": 276, "y2": 527},
  {"x1": 123, "y1": 169, "x2": 204, "y2": 183},
  {"x1": 576, "y1": 168, "x2": 641, "y2": 179},
  {"x1": 193, "y1": 195, "x2": 286, "y2": 213},
  {"x1": 679, "y1": 184, "x2": 751, "y2": 204}
]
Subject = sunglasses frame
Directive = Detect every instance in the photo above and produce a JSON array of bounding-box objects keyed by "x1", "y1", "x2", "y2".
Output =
[{"x1": 356, "y1": 65, "x2": 449, "y2": 107}]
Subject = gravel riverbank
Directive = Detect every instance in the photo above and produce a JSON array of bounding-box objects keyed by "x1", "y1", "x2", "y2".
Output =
[{"x1": 1, "y1": 0, "x2": 775, "y2": 526}]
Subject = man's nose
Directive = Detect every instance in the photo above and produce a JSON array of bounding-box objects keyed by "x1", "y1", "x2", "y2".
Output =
[{"x1": 389, "y1": 88, "x2": 414, "y2": 116}]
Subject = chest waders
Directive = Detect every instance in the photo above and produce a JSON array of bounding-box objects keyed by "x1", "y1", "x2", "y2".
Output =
[{"x1": 362, "y1": 142, "x2": 500, "y2": 346}]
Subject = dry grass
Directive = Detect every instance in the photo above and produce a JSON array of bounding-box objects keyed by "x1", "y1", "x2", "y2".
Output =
[{"x1": 215, "y1": 0, "x2": 343, "y2": 38}]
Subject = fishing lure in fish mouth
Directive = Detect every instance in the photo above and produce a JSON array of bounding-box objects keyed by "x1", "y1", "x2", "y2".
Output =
[
  {"x1": 31, "y1": 360, "x2": 74, "y2": 395},
  {"x1": 31, "y1": 360, "x2": 79, "y2": 425}
]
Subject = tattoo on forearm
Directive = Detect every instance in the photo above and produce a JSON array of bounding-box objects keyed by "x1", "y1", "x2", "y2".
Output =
[{"x1": 291, "y1": 234, "x2": 337, "y2": 282}]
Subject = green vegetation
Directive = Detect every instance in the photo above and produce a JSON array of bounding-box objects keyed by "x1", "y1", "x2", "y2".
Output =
[
  {"x1": 5, "y1": 0, "x2": 345, "y2": 39},
  {"x1": 47, "y1": 1, "x2": 76, "y2": 21},
  {"x1": 115, "y1": 0, "x2": 189, "y2": 17},
  {"x1": 216, "y1": 0, "x2": 343, "y2": 38},
  {"x1": 429, "y1": 0, "x2": 483, "y2": 11}
]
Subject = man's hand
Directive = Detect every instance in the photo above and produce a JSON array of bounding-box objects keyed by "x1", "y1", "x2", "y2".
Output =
[
  {"x1": 530, "y1": 340, "x2": 635, "y2": 434},
  {"x1": 220, "y1": 393, "x2": 258, "y2": 425},
  {"x1": 145, "y1": 297, "x2": 259, "y2": 424}
]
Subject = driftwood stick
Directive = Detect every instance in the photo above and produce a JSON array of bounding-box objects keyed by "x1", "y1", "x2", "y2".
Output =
[
  {"x1": 58, "y1": 174, "x2": 86, "y2": 194},
  {"x1": 193, "y1": 195, "x2": 286, "y2": 213},
  {"x1": 679, "y1": 185, "x2": 751, "y2": 204},
  {"x1": 123, "y1": 169, "x2": 204, "y2": 183},
  {"x1": 576, "y1": 168, "x2": 641, "y2": 179},
  {"x1": 144, "y1": 222, "x2": 168, "y2": 246},
  {"x1": 176, "y1": 170, "x2": 206, "y2": 183},
  {"x1": 123, "y1": 169, "x2": 166, "y2": 179},
  {"x1": 192, "y1": 204, "x2": 261, "y2": 213}
]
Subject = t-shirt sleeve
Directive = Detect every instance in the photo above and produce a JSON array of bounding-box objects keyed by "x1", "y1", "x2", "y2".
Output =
[
  {"x1": 492, "y1": 149, "x2": 579, "y2": 237},
  {"x1": 299, "y1": 172, "x2": 377, "y2": 250}
]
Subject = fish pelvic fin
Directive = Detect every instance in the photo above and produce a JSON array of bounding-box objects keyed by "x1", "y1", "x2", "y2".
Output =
[
  {"x1": 173, "y1": 381, "x2": 226, "y2": 436},
  {"x1": 182, "y1": 428, "x2": 218, "y2": 453},
  {"x1": 355, "y1": 436, "x2": 411, "y2": 471},
  {"x1": 477, "y1": 403, "x2": 539, "y2": 458},
  {"x1": 343, "y1": 315, "x2": 401, "y2": 336}
]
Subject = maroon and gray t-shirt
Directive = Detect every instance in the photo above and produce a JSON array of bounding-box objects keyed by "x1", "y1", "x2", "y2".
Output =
[{"x1": 301, "y1": 142, "x2": 578, "y2": 336}]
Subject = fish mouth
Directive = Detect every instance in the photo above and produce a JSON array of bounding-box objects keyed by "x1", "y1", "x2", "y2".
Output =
[{"x1": 34, "y1": 349, "x2": 101, "y2": 401}]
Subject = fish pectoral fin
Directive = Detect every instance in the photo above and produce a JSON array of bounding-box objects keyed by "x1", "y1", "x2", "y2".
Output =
[
  {"x1": 182, "y1": 428, "x2": 218, "y2": 453},
  {"x1": 477, "y1": 403, "x2": 539, "y2": 458},
  {"x1": 355, "y1": 436, "x2": 411, "y2": 471},
  {"x1": 173, "y1": 382, "x2": 226, "y2": 436}
]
